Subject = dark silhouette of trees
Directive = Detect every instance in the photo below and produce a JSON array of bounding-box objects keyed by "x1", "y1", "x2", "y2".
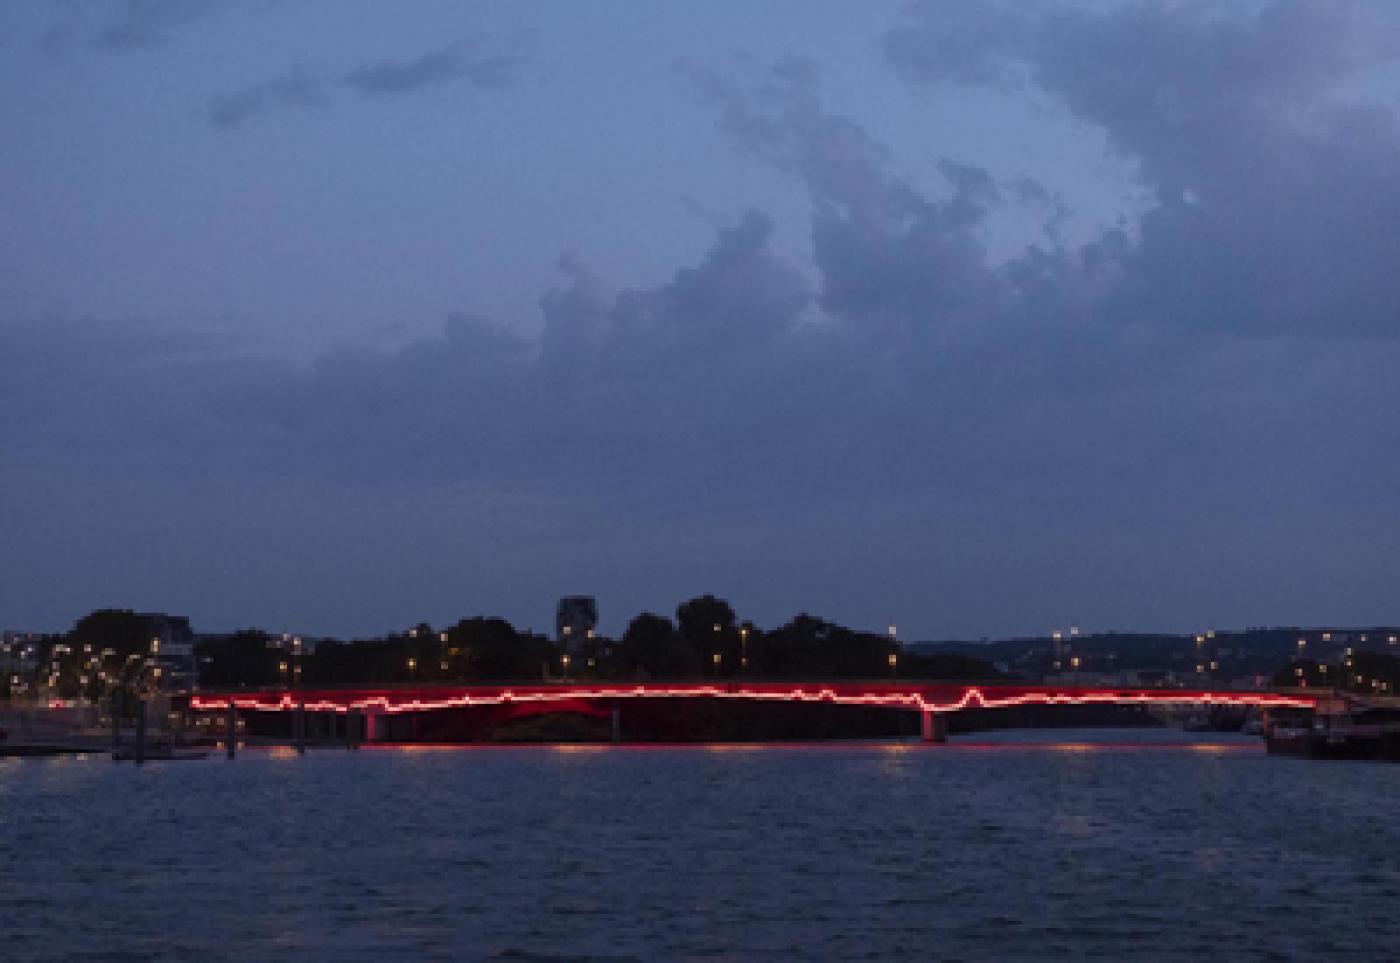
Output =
[
  {"x1": 676, "y1": 594, "x2": 739, "y2": 675},
  {"x1": 183, "y1": 596, "x2": 1005, "y2": 689},
  {"x1": 622, "y1": 612, "x2": 694, "y2": 677},
  {"x1": 197, "y1": 630, "x2": 280, "y2": 688}
]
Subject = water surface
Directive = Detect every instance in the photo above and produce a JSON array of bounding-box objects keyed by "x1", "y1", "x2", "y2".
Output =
[{"x1": 3, "y1": 730, "x2": 1398, "y2": 960}]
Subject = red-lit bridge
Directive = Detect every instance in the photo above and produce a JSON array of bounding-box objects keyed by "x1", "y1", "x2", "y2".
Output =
[{"x1": 191, "y1": 682, "x2": 1317, "y2": 743}]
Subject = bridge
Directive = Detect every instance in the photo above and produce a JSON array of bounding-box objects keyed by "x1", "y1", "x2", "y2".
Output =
[{"x1": 190, "y1": 682, "x2": 1317, "y2": 744}]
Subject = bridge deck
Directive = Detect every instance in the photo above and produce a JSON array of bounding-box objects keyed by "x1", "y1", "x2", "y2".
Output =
[{"x1": 191, "y1": 682, "x2": 1317, "y2": 716}]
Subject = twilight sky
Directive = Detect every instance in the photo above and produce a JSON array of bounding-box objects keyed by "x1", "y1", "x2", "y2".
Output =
[{"x1": 3, "y1": 0, "x2": 1399, "y2": 640}]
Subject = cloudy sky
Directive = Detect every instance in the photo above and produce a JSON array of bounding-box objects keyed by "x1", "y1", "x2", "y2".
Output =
[{"x1": 3, "y1": 1, "x2": 1399, "y2": 640}]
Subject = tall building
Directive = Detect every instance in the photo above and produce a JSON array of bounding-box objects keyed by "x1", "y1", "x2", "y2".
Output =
[
  {"x1": 137, "y1": 613, "x2": 198, "y2": 691},
  {"x1": 555, "y1": 597, "x2": 598, "y2": 651}
]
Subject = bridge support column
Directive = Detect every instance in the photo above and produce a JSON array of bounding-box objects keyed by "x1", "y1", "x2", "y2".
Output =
[
  {"x1": 611, "y1": 703, "x2": 621, "y2": 744},
  {"x1": 134, "y1": 698, "x2": 147, "y2": 765},
  {"x1": 364, "y1": 708, "x2": 384, "y2": 743},
  {"x1": 921, "y1": 710, "x2": 947, "y2": 744},
  {"x1": 225, "y1": 702, "x2": 237, "y2": 759},
  {"x1": 295, "y1": 698, "x2": 306, "y2": 755}
]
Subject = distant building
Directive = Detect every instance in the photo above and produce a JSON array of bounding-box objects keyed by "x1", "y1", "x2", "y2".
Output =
[
  {"x1": 137, "y1": 613, "x2": 198, "y2": 691},
  {"x1": 2, "y1": 631, "x2": 42, "y2": 679},
  {"x1": 555, "y1": 597, "x2": 598, "y2": 651}
]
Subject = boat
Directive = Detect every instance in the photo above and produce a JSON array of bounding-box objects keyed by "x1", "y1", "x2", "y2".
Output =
[{"x1": 1266, "y1": 706, "x2": 1400, "y2": 761}]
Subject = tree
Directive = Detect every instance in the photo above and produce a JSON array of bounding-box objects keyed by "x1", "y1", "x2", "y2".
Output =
[
  {"x1": 676, "y1": 595, "x2": 736, "y2": 644},
  {"x1": 197, "y1": 630, "x2": 280, "y2": 689},
  {"x1": 622, "y1": 613, "x2": 691, "y2": 677},
  {"x1": 676, "y1": 595, "x2": 739, "y2": 673}
]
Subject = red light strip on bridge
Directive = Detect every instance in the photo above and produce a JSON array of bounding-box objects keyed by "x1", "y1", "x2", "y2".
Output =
[{"x1": 191, "y1": 684, "x2": 1316, "y2": 716}]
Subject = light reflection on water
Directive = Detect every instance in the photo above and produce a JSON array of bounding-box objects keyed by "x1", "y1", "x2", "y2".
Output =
[{"x1": 3, "y1": 729, "x2": 1399, "y2": 960}]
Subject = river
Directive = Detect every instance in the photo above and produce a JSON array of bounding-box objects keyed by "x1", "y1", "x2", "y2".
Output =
[{"x1": 3, "y1": 729, "x2": 1398, "y2": 960}]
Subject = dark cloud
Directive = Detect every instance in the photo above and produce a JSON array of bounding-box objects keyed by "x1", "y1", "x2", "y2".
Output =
[
  {"x1": 40, "y1": 0, "x2": 225, "y2": 55},
  {"x1": 21, "y1": 5, "x2": 1400, "y2": 510},
  {"x1": 209, "y1": 67, "x2": 328, "y2": 129},
  {"x1": 344, "y1": 39, "x2": 526, "y2": 97},
  {"x1": 209, "y1": 36, "x2": 529, "y2": 129},
  {"x1": 95, "y1": 0, "x2": 218, "y2": 50},
  {"x1": 884, "y1": 0, "x2": 1400, "y2": 338}
]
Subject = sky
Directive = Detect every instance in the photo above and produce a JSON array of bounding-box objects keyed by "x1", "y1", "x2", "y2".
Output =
[{"x1": 3, "y1": 0, "x2": 1400, "y2": 641}]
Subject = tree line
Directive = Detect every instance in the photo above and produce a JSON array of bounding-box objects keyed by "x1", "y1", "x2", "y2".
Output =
[{"x1": 202, "y1": 594, "x2": 1001, "y2": 688}]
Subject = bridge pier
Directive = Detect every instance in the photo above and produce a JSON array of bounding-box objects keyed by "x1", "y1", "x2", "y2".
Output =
[
  {"x1": 134, "y1": 698, "x2": 147, "y2": 765},
  {"x1": 225, "y1": 702, "x2": 237, "y2": 759},
  {"x1": 364, "y1": 708, "x2": 384, "y2": 743},
  {"x1": 611, "y1": 703, "x2": 621, "y2": 744},
  {"x1": 921, "y1": 710, "x2": 947, "y2": 744}
]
